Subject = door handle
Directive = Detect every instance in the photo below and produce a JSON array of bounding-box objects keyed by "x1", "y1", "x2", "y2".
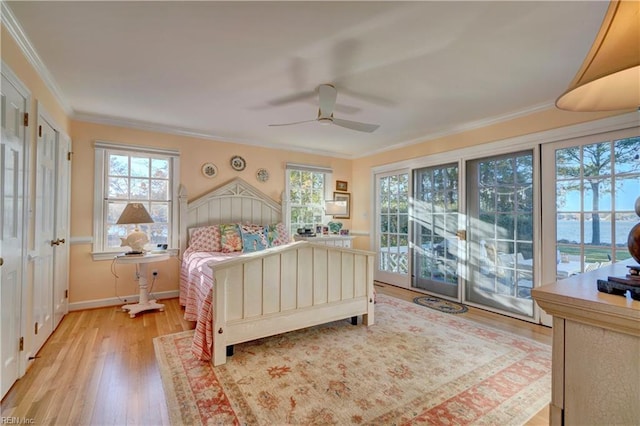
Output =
[
  {"x1": 50, "y1": 238, "x2": 66, "y2": 246},
  {"x1": 0, "y1": 257, "x2": 3, "y2": 267}
]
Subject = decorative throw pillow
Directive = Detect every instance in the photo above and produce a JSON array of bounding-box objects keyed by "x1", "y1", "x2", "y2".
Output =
[
  {"x1": 240, "y1": 224, "x2": 268, "y2": 253},
  {"x1": 265, "y1": 222, "x2": 290, "y2": 247},
  {"x1": 219, "y1": 223, "x2": 243, "y2": 253},
  {"x1": 188, "y1": 225, "x2": 221, "y2": 252}
]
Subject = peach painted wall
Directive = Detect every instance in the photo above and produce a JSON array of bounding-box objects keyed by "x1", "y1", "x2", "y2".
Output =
[
  {"x1": 350, "y1": 107, "x2": 622, "y2": 251},
  {"x1": 1, "y1": 26, "x2": 70, "y2": 133},
  {"x1": 69, "y1": 120, "x2": 353, "y2": 303}
]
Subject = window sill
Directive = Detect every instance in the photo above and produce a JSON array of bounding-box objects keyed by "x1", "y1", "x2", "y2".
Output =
[{"x1": 92, "y1": 248, "x2": 179, "y2": 261}]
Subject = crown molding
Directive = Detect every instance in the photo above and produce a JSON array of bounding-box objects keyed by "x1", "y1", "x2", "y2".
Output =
[
  {"x1": 73, "y1": 111, "x2": 353, "y2": 159},
  {"x1": 356, "y1": 101, "x2": 555, "y2": 159},
  {"x1": 1, "y1": 2, "x2": 73, "y2": 115}
]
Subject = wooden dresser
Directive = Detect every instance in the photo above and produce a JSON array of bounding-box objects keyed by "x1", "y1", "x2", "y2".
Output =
[{"x1": 532, "y1": 260, "x2": 640, "y2": 426}]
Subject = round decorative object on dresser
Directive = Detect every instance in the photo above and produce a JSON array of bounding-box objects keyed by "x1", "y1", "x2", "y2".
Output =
[
  {"x1": 230, "y1": 155, "x2": 246, "y2": 171},
  {"x1": 256, "y1": 168, "x2": 269, "y2": 182},
  {"x1": 201, "y1": 162, "x2": 218, "y2": 178},
  {"x1": 628, "y1": 196, "x2": 640, "y2": 264}
]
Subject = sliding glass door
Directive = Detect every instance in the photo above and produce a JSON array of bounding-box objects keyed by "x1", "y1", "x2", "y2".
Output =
[
  {"x1": 465, "y1": 151, "x2": 535, "y2": 318},
  {"x1": 412, "y1": 164, "x2": 460, "y2": 299}
]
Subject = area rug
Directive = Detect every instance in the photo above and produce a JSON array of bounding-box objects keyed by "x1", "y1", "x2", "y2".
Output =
[
  {"x1": 154, "y1": 294, "x2": 550, "y2": 425},
  {"x1": 413, "y1": 295, "x2": 469, "y2": 314}
]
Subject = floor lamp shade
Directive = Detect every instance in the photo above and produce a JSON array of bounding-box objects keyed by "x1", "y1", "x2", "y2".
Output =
[
  {"x1": 117, "y1": 203, "x2": 154, "y2": 253},
  {"x1": 556, "y1": 0, "x2": 640, "y2": 111}
]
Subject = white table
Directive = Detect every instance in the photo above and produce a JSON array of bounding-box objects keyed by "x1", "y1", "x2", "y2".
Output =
[
  {"x1": 115, "y1": 252, "x2": 170, "y2": 318},
  {"x1": 294, "y1": 234, "x2": 355, "y2": 248},
  {"x1": 556, "y1": 261, "x2": 584, "y2": 278},
  {"x1": 519, "y1": 259, "x2": 584, "y2": 279}
]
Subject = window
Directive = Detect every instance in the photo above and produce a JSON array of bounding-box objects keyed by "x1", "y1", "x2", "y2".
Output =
[
  {"x1": 285, "y1": 163, "x2": 332, "y2": 237},
  {"x1": 93, "y1": 141, "x2": 180, "y2": 259},
  {"x1": 553, "y1": 135, "x2": 639, "y2": 276}
]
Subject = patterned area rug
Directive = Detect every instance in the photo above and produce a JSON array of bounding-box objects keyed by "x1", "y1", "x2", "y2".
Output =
[
  {"x1": 154, "y1": 294, "x2": 550, "y2": 425},
  {"x1": 413, "y1": 295, "x2": 469, "y2": 314}
]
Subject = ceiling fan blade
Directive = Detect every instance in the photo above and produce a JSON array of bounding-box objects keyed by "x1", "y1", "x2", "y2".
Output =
[
  {"x1": 267, "y1": 90, "x2": 316, "y2": 107},
  {"x1": 268, "y1": 119, "x2": 316, "y2": 127},
  {"x1": 318, "y1": 84, "x2": 337, "y2": 118},
  {"x1": 332, "y1": 118, "x2": 379, "y2": 133}
]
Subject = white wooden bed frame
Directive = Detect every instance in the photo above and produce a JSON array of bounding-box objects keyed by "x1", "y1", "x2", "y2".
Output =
[{"x1": 179, "y1": 178, "x2": 375, "y2": 366}]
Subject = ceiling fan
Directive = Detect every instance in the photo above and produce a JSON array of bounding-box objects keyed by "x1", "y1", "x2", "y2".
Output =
[{"x1": 268, "y1": 84, "x2": 380, "y2": 133}]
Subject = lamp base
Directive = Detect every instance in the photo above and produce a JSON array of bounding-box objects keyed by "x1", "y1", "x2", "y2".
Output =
[{"x1": 120, "y1": 228, "x2": 149, "y2": 253}]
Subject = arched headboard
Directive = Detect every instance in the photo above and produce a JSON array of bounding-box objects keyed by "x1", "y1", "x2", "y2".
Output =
[{"x1": 179, "y1": 177, "x2": 283, "y2": 255}]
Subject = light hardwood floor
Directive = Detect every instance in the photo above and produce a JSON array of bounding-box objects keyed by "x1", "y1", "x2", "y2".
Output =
[{"x1": 1, "y1": 283, "x2": 552, "y2": 425}]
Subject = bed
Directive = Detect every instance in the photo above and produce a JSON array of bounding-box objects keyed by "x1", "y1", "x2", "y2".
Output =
[{"x1": 178, "y1": 177, "x2": 375, "y2": 366}]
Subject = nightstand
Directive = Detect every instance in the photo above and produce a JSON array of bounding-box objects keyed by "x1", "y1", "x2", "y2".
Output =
[{"x1": 115, "y1": 252, "x2": 170, "y2": 318}]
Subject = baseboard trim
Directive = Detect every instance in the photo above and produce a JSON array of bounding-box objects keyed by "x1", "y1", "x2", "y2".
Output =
[{"x1": 68, "y1": 290, "x2": 180, "y2": 311}]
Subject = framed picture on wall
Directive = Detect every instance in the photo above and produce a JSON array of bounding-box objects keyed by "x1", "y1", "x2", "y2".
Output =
[
  {"x1": 336, "y1": 180, "x2": 348, "y2": 192},
  {"x1": 333, "y1": 192, "x2": 350, "y2": 219}
]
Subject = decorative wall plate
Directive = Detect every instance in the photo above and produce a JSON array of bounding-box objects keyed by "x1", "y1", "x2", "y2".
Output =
[
  {"x1": 201, "y1": 162, "x2": 218, "y2": 178},
  {"x1": 256, "y1": 168, "x2": 269, "y2": 182},
  {"x1": 230, "y1": 155, "x2": 246, "y2": 171}
]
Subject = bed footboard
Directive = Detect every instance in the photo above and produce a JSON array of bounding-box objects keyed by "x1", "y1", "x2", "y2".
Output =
[{"x1": 210, "y1": 241, "x2": 375, "y2": 366}]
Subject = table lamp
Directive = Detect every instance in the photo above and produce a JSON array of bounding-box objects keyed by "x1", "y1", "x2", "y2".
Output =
[{"x1": 117, "y1": 203, "x2": 154, "y2": 254}]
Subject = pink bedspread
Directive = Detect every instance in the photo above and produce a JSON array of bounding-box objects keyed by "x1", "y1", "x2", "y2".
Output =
[{"x1": 179, "y1": 249, "x2": 241, "y2": 360}]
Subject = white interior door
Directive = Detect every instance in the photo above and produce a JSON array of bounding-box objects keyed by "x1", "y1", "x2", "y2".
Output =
[
  {"x1": 33, "y1": 112, "x2": 57, "y2": 351},
  {"x1": 53, "y1": 133, "x2": 71, "y2": 328},
  {"x1": 1, "y1": 70, "x2": 28, "y2": 399}
]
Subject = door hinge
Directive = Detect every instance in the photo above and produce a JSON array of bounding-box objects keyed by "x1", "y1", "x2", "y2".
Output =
[
  {"x1": 19, "y1": 337, "x2": 24, "y2": 351},
  {"x1": 23, "y1": 112, "x2": 29, "y2": 127},
  {"x1": 65, "y1": 289, "x2": 68, "y2": 299},
  {"x1": 38, "y1": 125, "x2": 42, "y2": 137},
  {"x1": 35, "y1": 322, "x2": 38, "y2": 335},
  {"x1": 67, "y1": 151, "x2": 73, "y2": 161}
]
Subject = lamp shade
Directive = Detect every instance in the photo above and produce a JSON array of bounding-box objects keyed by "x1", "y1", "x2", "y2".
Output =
[
  {"x1": 556, "y1": 0, "x2": 640, "y2": 111},
  {"x1": 325, "y1": 200, "x2": 347, "y2": 216},
  {"x1": 117, "y1": 203, "x2": 153, "y2": 225}
]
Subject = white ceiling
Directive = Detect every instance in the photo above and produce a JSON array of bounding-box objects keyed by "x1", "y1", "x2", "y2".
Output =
[{"x1": 5, "y1": 1, "x2": 609, "y2": 158}]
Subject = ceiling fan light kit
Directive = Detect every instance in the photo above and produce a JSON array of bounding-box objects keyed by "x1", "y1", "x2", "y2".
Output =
[{"x1": 269, "y1": 84, "x2": 380, "y2": 133}]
